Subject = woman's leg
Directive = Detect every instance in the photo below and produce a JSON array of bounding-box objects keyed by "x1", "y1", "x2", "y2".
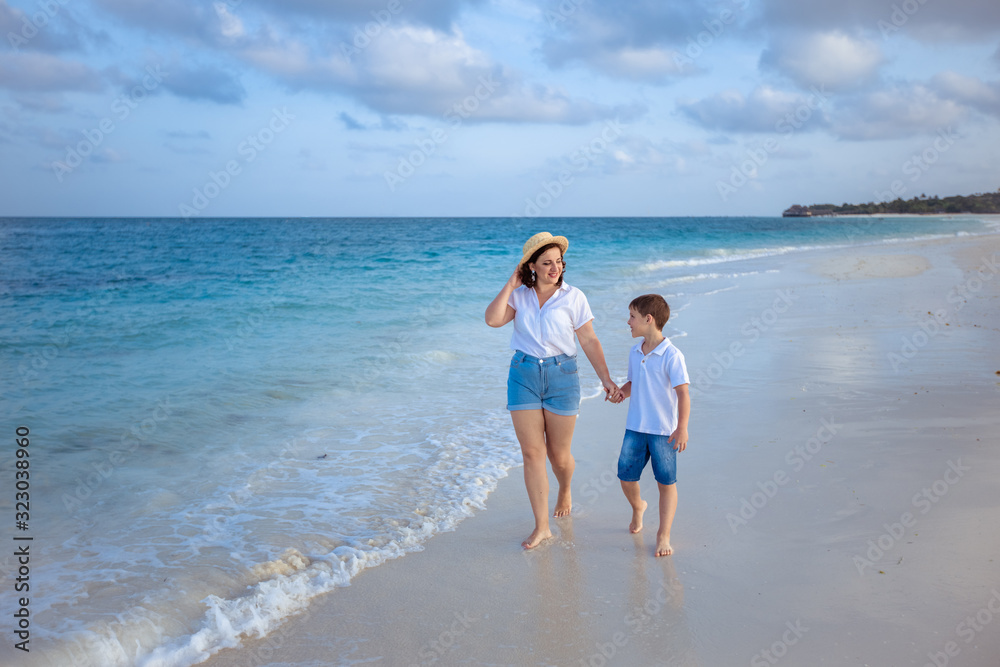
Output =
[
  {"x1": 542, "y1": 410, "x2": 577, "y2": 517},
  {"x1": 511, "y1": 409, "x2": 552, "y2": 548}
]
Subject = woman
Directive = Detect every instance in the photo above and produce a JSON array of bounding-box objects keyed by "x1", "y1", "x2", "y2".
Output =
[{"x1": 485, "y1": 232, "x2": 618, "y2": 549}]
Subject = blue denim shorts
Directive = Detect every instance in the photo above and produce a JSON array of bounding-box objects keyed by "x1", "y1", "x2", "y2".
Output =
[
  {"x1": 506, "y1": 351, "x2": 581, "y2": 416},
  {"x1": 617, "y1": 429, "x2": 677, "y2": 485}
]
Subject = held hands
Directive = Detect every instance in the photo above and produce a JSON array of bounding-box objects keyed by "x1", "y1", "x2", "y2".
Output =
[
  {"x1": 605, "y1": 381, "x2": 627, "y2": 404},
  {"x1": 604, "y1": 379, "x2": 624, "y2": 403}
]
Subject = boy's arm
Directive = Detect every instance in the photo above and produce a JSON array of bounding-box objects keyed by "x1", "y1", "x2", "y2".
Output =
[{"x1": 670, "y1": 383, "x2": 690, "y2": 452}]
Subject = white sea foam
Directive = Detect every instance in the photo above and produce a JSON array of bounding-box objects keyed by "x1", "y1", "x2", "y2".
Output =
[
  {"x1": 649, "y1": 269, "x2": 767, "y2": 288},
  {"x1": 153, "y1": 444, "x2": 516, "y2": 666},
  {"x1": 636, "y1": 246, "x2": 811, "y2": 272},
  {"x1": 636, "y1": 227, "x2": 999, "y2": 275},
  {"x1": 700, "y1": 286, "x2": 739, "y2": 296},
  {"x1": 39, "y1": 409, "x2": 522, "y2": 667}
]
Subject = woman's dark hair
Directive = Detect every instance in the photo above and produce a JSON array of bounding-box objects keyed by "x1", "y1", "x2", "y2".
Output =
[{"x1": 519, "y1": 243, "x2": 565, "y2": 288}]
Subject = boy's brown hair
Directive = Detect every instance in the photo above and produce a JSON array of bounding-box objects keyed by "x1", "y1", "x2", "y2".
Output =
[{"x1": 629, "y1": 294, "x2": 670, "y2": 330}]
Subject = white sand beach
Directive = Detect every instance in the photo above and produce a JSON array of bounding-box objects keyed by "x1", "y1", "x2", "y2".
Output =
[{"x1": 199, "y1": 233, "x2": 1000, "y2": 667}]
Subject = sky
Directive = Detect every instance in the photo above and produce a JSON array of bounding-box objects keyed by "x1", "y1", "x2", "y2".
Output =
[{"x1": 1, "y1": 0, "x2": 999, "y2": 218}]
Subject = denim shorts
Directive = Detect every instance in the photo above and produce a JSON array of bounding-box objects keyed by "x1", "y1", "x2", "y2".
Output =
[
  {"x1": 506, "y1": 351, "x2": 581, "y2": 416},
  {"x1": 617, "y1": 429, "x2": 677, "y2": 485}
]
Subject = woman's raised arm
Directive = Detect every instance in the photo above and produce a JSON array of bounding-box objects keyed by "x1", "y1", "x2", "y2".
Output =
[{"x1": 485, "y1": 264, "x2": 521, "y2": 328}]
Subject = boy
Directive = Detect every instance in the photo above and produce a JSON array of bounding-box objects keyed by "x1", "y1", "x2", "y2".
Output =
[{"x1": 609, "y1": 294, "x2": 690, "y2": 557}]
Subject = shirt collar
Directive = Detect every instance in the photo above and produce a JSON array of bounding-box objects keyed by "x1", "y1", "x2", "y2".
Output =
[
  {"x1": 633, "y1": 337, "x2": 671, "y2": 356},
  {"x1": 533, "y1": 282, "x2": 570, "y2": 300}
]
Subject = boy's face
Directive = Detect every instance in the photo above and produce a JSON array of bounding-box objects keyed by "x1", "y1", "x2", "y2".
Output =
[{"x1": 627, "y1": 307, "x2": 654, "y2": 338}]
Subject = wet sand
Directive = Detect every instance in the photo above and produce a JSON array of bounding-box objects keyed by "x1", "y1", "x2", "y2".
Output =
[{"x1": 199, "y1": 232, "x2": 1000, "y2": 667}]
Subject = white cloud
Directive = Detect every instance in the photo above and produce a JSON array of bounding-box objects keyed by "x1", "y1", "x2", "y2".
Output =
[
  {"x1": 10, "y1": 94, "x2": 72, "y2": 113},
  {"x1": 931, "y1": 71, "x2": 1000, "y2": 117},
  {"x1": 1, "y1": 0, "x2": 99, "y2": 52},
  {"x1": 758, "y1": 0, "x2": 1000, "y2": 42},
  {"x1": 241, "y1": 25, "x2": 638, "y2": 124},
  {"x1": 10, "y1": 125, "x2": 78, "y2": 150},
  {"x1": 94, "y1": 0, "x2": 249, "y2": 47},
  {"x1": 0, "y1": 52, "x2": 105, "y2": 93},
  {"x1": 213, "y1": 2, "x2": 245, "y2": 39},
  {"x1": 830, "y1": 83, "x2": 966, "y2": 140},
  {"x1": 678, "y1": 86, "x2": 829, "y2": 133},
  {"x1": 161, "y1": 64, "x2": 246, "y2": 105},
  {"x1": 297, "y1": 148, "x2": 326, "y2": 171},
  {"x1": 760, "y1": 31, "x2": 883, "y2": 90},
  {"x1": 607, "y1": 136, "x2": 711, "y2": 174},
  {"x1": 253, "y1": 0, "x2": 483, "y2": 30},
  {"x1": 90, "y1": 147, "x2": 126, "y2": 163},
  {"x1": 681, "y1": 74, "x2": 993, "y2": 142},
  {"x1": 540, "y1": 2, "x2": 723, "y2": 82},
  {"x1": 361, "y1": 27, "x2": 491, "y2": 94},
  {"x1": 575, "y1": 46, "x2": 685, "y2": 82}
]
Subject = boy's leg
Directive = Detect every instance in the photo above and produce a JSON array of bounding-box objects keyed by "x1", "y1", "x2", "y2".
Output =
[
  {"x1": 656, "y1": 482, "x2": 678, "y2": 557},
  {"x1": 648, "y1": 432, "x2": 678, "y2": 556},
  {"x1": 542, "y1": 409, "x2": 576, "y2": 517},
  {"x1": 618, "y1": 430, "x2": 650, "y2": 533},
  {"x1": 620, "y1": 480, "x2": 647, "y2": 533},
  {"x1": 511, "y1": 409, "x2": 552, "y2": 549}
]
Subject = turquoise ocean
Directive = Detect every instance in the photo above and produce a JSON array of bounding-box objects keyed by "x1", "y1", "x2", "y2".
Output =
[{"x1": 1, "y1": 215, "x2": 996, "y2": 666}]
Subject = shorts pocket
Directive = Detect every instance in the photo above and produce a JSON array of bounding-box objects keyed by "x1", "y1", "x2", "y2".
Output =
[{"x1": 559, "y1": 357, "x2": 578, "y2": 374}]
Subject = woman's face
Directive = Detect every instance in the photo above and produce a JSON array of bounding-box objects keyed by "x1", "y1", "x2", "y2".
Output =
[{"x1": 529, "y1": 246, "x2": 564, "y2": 285}]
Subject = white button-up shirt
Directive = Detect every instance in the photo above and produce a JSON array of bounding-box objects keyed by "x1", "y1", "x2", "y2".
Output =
[
  {"x1": 625, "y1": 338, "x2": 690, "y2": 436},
  {"x1": 507, "y1": 283, "x2": 594, "y2": 358}
]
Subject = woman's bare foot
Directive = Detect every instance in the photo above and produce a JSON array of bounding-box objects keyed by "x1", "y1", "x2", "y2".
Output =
[
  {"x1": 655, "y1": 529, "x2": 673, "y2": 556},
  {"x1": 630, "y1": 500, "x2": 648, "y2": 533},
  {"x1": 553, "y1": 488, "x2": 572, "y2": 517},
  {"x1": 522, "y1": 527, "x2": 553, "y2": 549}
]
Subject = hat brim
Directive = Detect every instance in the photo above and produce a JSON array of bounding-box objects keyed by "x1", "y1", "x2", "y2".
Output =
[{"x1": 519, "y1": 235, "x2": 568, "y2": 268}]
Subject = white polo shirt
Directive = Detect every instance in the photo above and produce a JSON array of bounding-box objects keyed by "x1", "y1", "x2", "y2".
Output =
[
  {"x1": 625, "y1": 338, "x2": 690, "y2": 436},
  {"x1": 507, "y1": 283, "x2": 594, "y2": 358}
]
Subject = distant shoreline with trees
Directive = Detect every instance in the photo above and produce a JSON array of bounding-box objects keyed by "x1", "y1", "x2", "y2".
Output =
[{"x1": 782, "y1": 189, "x2": 1000, "y2": 217}]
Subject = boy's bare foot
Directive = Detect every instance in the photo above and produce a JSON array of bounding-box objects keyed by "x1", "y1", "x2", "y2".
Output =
[
  {"x1": 630, "y1": 500, "x2": 648, "y2": 533},
  {"x1": 553, "y1": 488, "x2": 572, "y2": 517},
  {"x1": 522, "y1": 527, "x2": 553, "y2": 549},
  {"x1": 655, "y1": 530, "x2": 673, "y2": 557}
]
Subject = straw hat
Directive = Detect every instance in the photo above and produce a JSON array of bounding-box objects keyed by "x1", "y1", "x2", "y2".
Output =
[{"x1": 519, "y1": 232, "x2": 568, "y2": 269}]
